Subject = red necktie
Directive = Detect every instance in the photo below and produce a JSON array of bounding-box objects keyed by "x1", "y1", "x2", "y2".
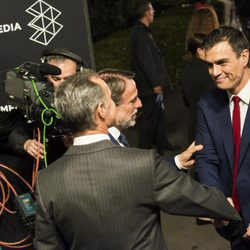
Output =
[{"x1": 232, "y1": 96, "x2": 241, "y2": 211}]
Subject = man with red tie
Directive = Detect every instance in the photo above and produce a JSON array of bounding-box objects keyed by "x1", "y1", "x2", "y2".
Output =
[{"x1": 195, "y1": 26, "x2": 250, "y2": 249}]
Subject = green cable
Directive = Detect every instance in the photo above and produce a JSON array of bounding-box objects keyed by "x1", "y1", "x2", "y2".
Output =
[
  {"x1": 30, "y1": 79, "x2": 61, "y2": 167},
  {"x1": 43, "y1": 125, "x2": 47, "y2": 168}
]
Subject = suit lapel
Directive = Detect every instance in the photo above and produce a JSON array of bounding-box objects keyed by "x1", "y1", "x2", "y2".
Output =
[
  {"x1": 218, "y1": 93, "x2": 234, "y2": 170},
  {"x1": 239, "y1": 105, "x2": 250, "y2": 168}
]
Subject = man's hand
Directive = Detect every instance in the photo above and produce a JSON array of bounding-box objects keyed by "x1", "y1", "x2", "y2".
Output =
[
  {"x1": 178, "y1": 142, "x2": 203, "y2": 168},
  {"x1": 227, "y1": 197, "x2": 234, "y2": 207},
  {"x1": 24, "y1": 139, "x2": 44, "y2": 159},
  {"x1": 212, "y1": 197, "x2": 234, "y2": 228},
  {"x1": 153, "y1": 86, "x2": 162, "y2": 94},
  {"x1": 212, "y1": 219, "x2": 230, "y2": 228},
  {"x1": 243, "y1": 224, "x2": 250, "y2": 240}
]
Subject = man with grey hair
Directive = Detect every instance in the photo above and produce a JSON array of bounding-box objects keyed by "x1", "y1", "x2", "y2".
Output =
[
  {"x1": 99, "y1": 68, "x2": 142, "y2": 145},
  {"x1": 35, "y1": 71, "x2": 241, "y2": 250},
  {"x1": 99, "y1": 68, "x2": 203, "y2": 169}
]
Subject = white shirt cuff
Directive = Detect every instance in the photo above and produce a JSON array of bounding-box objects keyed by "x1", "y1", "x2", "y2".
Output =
[{"x1": 174, "y1": 155, "x2": 188, "y2": 170}]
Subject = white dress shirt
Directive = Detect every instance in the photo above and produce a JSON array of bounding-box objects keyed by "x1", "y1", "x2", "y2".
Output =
[
  {"x1": 108, "y1": 126, "x2": 125, "y2": 147},
  {"x1": 73, "y1": 134, "x2": 110, "y2": 146}
]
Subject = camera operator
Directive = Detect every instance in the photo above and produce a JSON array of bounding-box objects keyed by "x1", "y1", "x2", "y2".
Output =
[
  {"x1": 0, "y1": 78, "x2": 35, "y2": 248},
  {"x1": 32, "y1": 48, "x2": 86, "y2": 164}
]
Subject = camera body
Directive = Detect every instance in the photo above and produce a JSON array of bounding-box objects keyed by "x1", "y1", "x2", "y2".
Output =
[{"x1": 4, "y1": 62, "x2": 67, "y2": 134}]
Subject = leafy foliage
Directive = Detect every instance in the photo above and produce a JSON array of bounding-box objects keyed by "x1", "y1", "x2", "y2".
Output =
[
  {"x1": 93, "y1": 3, "x2": 193, "y2": 85},
  {"x1": 92, "y1": 0, "x2": 224, "y2": 85}
]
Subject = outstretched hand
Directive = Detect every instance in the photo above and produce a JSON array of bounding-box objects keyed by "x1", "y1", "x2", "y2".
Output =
[
  {"x1": 243, "y1": 224, "x2": 250, "y2": 240},
  {"x1": 178, "y1": 141, "x2": 203, "y2": 168}
]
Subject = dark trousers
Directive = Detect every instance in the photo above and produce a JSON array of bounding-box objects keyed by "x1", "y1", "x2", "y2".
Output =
[
  {"x1": 216, "y1": 212, "x2": 250, "y2": 250},
  {"x1": 136, "y1": 94, "x2": 168, "y2": 149},
  {"x1": 230, "y1": 238, "x2": 250, "y2": 250}
]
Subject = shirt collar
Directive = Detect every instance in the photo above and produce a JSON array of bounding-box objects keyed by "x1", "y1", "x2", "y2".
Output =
[
  {"x1": 73, "y1": 134, "x2": 110, "y2": 146},
  {"x1": 108, "y1": 126, "x2": 121, "y2": 141},
  {"x1": 137, "y1": 20, "x2": 152, "y2": 33},
  {"x1": 227, "y1": 79, "x2": 250, "y2": 105}
]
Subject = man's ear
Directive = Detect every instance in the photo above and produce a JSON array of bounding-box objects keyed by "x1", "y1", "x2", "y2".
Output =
[
  {"x1": 241, "y1": 49, "x2": 249, "y2": 67},
  {"x1": 96, "y1": 102, "x2": 106, "y2": 119},
  {"x1": 197, "y1": 47, "x2": 205, "y2": 60}
]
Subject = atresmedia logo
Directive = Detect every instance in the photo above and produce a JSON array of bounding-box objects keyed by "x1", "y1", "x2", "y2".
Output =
[{"x1": 26, "y1": 0, "x2": 63, "y2": 45}]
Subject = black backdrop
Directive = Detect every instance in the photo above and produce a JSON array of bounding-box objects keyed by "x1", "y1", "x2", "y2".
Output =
[
  {"x1": 0, "y1": 0, "x2": 95, "y2": 81},
  {"x1": 234, "y1": 0, "x2": 250, "y2": 41}
]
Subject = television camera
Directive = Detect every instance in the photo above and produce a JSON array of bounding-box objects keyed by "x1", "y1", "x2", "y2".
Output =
[{"x1": 4, "y1": 62, "x2": 68, "y2": 134}]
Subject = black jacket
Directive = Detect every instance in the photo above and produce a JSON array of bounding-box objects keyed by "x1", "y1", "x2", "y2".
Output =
[
  {"x1": 180, "y1": 58, "x2": 214, "y2": 109},
  {"x1": 0, "y1": 83, "x2": 30, "y2": 154},
  {"x1": 180, "y1": 58, "x2": 215, "y2": 142},
  {"x1": 131, "y1": 21, "x2": 171, "y2": 98}
]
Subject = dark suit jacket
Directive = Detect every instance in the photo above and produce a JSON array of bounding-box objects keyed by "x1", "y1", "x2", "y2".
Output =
[
  {"x1": 35, "y1": 140, "x2": 240, "y2": 249},
  {"x1": 109, "y1": 129, "x2": 176, "y2": 169},
  {"x1": 131, "y1": 21, "x2": 170, "y2": 98},
  {"x1": 195, "y1": 88, "x2": 250, "y2": 231},
  {"x1": 180, "y1": 58, "x2": 215, "y2": 143}
]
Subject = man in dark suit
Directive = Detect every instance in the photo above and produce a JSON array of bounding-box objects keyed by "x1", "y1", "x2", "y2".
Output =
[
  {"x1": 131, "y1": 0, "x2": 180, "y2": 153},
  {"x1": 99, "y1": 68, "x2": 203, "y2": 169},
  {"x1": 35, "y1": 70, "x2": 241, "y2": 249},
  {"x1": 195, "y1": 26, "x2": 250, "y2": 249}
]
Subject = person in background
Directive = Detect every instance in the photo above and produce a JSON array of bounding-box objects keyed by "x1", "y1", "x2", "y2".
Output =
[
  {"x1": 185, "y1": 6, "x2": 219, "y2": 51},
  {"x1": 193, "y1": 0, "x2": 211, "y2": 11},
  {"x1": 180, "y1": 33, "x2": 216, "y2": 226},
  {"x1": 180, "y1": 33, "x2": 215, "y2": 144},
  {"x1": 131, "y1": 0, "x2": 180, "y2": 154},
  {"x1": 182, "y1": 5, "x2": 220, "y2": 225}
]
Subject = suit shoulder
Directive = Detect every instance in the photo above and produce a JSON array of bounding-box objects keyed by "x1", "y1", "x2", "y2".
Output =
[
  {"x1": 37, "y1": 159, "x2": 63, "y2": 180},
  {"x1": 199, "y1": 88, "x2": 227, "y2": 104},
  {"x1": 110, "y1": 146, "x2": 161, "y2": 168},
  {"x1": 113, "y1": 146, "x2": 156, "y2": 158},
  {"x1": 198, "y1": 88, "x2": 229, "y2": 116}
]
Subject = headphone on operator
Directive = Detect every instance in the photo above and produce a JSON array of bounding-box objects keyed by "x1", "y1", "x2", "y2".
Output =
[{"x1": 41, "y1": 48, "x2": 86, "y2": 72}]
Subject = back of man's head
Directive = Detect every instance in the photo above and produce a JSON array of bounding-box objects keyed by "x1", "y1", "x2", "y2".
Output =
[{"x1": 54, "y1": 70, "x2": 105, "y2": 134}]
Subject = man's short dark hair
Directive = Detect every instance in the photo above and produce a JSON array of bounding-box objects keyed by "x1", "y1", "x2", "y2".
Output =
[
  {"x1": 203, "y1": 26, "x2": 250, "y2": 57},
  {"x1": 98, "y1": 68, "x2": 135, "y2": 105},
  {"x1": 98, "y1": 68, "x2": 135, "y2": 79},
  {"x1": 134, "y1": 0, "x2": 151, "y2": 19},
  {"x1": 188, "y1": 33, "x2": 207, "y2": 55}
]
